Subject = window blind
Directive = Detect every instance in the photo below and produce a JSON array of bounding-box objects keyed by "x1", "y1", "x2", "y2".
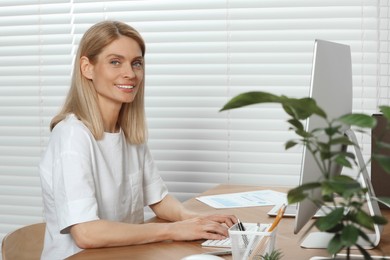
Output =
[
  {"x1": 0, "y1": 0, "x2": 384, "y2": 250},
  {"x1": 0, "y1": 0, "x2": 71, "y2": 246}
]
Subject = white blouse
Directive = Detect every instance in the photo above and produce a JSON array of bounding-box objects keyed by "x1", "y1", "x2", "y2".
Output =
[{"x1": 39, "y1": 114, "x2": 168, "y2": 259}]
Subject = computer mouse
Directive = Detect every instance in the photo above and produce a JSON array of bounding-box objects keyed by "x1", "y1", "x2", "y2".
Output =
[{"x1": 180, "y1": 254, "x2": 224, "y2": 260}]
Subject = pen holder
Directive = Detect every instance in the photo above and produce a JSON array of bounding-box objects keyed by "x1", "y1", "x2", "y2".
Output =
[{"x1": 228, "y1": 223, "x2": 277, "y2": 260}]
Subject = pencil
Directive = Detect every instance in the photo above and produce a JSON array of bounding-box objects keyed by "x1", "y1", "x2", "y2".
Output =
[{"x1": 268, "y1": 203, "x2": 286, "y2": 232}]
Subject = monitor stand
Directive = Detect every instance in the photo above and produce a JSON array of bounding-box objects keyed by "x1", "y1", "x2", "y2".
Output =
[
  {"x1": 300, "y1": 129, "x2": 383, "y2": 249},
  {"x1": 301, "y1": 232, "x2": 378, "y2": 249}
]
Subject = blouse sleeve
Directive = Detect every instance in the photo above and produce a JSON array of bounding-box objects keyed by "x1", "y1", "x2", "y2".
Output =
[
  {"x1": 142, "y1": 145, "x2": 169, "y2": 206},
  {"x1": 49, "y1": 124, "x2": 100, "y2": 233}
]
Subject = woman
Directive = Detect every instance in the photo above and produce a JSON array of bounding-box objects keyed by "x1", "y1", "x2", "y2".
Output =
[{"x1": 39, "y1": 20, "x2": 236, "y2": 259}]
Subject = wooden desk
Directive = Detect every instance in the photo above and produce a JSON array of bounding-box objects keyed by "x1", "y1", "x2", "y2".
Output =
[{"x1": 67, "y1": 184, "x2": 390, "y2": 260}]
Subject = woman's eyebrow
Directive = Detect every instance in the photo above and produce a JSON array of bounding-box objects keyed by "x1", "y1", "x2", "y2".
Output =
[
  {"x1": 106, "y1": 54, "x2": 125, "y2": 59},
  {"x1": 132, "y1": 56, "x2": 144, "y2": 61},
  {"x1": 106, "y1": 54, "x2": 143, "y2": 60}
]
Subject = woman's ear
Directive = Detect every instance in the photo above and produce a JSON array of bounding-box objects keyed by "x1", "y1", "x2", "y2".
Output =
[{"x1": 80, "y1": 56, "x2": 94, "y2": 80}]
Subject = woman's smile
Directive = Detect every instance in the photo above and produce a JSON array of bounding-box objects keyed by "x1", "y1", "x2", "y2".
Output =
[{"x1": 115, "y1": 84, "x2": 136, "y2": 92}]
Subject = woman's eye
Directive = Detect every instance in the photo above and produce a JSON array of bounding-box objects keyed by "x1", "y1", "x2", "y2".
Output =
[
  {"x1": 110, "y1": 60, "x2": 121, "y2": 66},
  {"x1": 132, "y1": 60, "x2": 143, "y2": 70}
]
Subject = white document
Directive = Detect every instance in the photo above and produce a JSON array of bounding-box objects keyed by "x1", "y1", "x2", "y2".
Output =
[{"x1": 196, "y1": 190, "x2": 287, "y2": 209}]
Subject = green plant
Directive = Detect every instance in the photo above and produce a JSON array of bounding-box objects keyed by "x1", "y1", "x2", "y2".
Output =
[
  {"x1": 260, "y1": 249, "x2": 283, "y2": 260},
  {"x1": 220, "y1": 91, "x2": 389, "y2": 259}
]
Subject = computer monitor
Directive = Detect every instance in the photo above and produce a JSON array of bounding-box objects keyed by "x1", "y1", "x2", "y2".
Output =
[{"x1": 293, "y1": 39, "x2": 383, "y2": 249}]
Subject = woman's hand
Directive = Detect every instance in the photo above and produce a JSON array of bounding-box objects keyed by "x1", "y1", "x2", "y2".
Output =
[
  {"x1": 202, "y1": 214, "x2": 237, "y2": 228},
  {"x1": 167, "y1": 214, "x2": 237, "y2": 241},
  {"x1": 150, "y1": 195, "x2": 238, "y2": 241}
]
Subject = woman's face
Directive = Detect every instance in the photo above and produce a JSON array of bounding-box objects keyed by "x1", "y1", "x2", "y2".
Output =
[{"x1": 81, "y1": 36, "x2": 144, "y2": 110}]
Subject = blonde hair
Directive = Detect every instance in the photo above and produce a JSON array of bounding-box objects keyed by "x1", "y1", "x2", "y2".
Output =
[{"x1": 50, "y1": 21, "x2": 147, "y2": 144}]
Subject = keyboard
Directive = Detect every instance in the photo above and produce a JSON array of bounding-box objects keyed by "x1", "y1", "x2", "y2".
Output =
[
  {"x1": 201, "y1": 237, "x2": 231, "y2": 248},
  {"x1": 201, "y1": 223, "x2": 265, "y2": 248}
]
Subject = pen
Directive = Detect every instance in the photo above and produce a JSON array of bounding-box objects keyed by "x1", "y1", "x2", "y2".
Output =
[
  {"x1": 268, "y1": 203, "x2": 286, "y2": 232},
  {"x1": 237, "y1": 218, "x2": 249, "y2": 246},
  {"x1": 237, "y1": 218, "x2": 246, "y2": 231}
]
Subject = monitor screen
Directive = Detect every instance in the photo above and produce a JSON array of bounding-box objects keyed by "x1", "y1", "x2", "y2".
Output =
[
  {"x1": 293, "y1": 39, "x2": 384, "y2": 249},
  {"x1": 294, "y1": 39, "x2": 353, "y2": 235}
]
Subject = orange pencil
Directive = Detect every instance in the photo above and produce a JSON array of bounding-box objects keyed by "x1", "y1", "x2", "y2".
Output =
[{"x1": 268, "y1": 204, "x2": 287, "y2": 232}]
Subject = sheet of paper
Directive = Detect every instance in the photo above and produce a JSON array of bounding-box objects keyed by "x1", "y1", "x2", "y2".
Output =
[{"x1": 196, "y1": 190, "x2": 287, "y2": 209}]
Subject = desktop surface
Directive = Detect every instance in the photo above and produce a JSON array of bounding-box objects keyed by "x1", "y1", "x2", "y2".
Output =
[{"x1": 67, "y1": 184, "x2": 390, "y2": 260}]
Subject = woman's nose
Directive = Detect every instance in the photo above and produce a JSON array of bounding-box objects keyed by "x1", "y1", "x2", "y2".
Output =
[{"x1": 123, "y1": 63, "x2": 136, "y2": 78}]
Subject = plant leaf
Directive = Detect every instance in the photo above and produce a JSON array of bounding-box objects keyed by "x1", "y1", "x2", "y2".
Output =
[
  {"x1": 334, "y1": 155, "x2": 353, "y2": 168},
  {"x1": 329, "y1": 136, "x2": 355, "y2": 146},
  {"x1": 354, "y1": 209, "x2": 375, "y2": 230},
  {"x1": 285, "y1": 140, "x2": 298, "y2": 150},
  {"x1": 295, "y1": 129, "x2": 312, "y2": 138},
  {"x1": 261, "y1": 249, "x2": 283, "y2": 260},
  {"x1": 287, "y1": 182, "x2": 321, "y2": 204},
  {"x1": 315, "y1": 207, "x2": 344, "y2": 231},
  {"x1": 337, "y1": 113, "x2": 377, "y2": 128},
  {"x1": 288, "y1": 118, "x2": 304, "y2": 131},
  {"x1": 322, "y1": 175, "x2": 361, "y2": 198},
  {"x1": 371, "y1": 215, "x2": 388, "y2": 225},
  {"x1": 340, "y1": 224, "x2": 359, "y2": 247},
  {"x1": 282, "y1": 97, "x2": 326, "y2": 120},
  {"x1": 220, "y1": 92, "x2": 281, "y2": 111},
  {"x1": 327, "y1": 234, "x2": 343, "y2": 255},
  {"x1": 379, "y1": 105, "x2": 390, "y2": 121}
]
